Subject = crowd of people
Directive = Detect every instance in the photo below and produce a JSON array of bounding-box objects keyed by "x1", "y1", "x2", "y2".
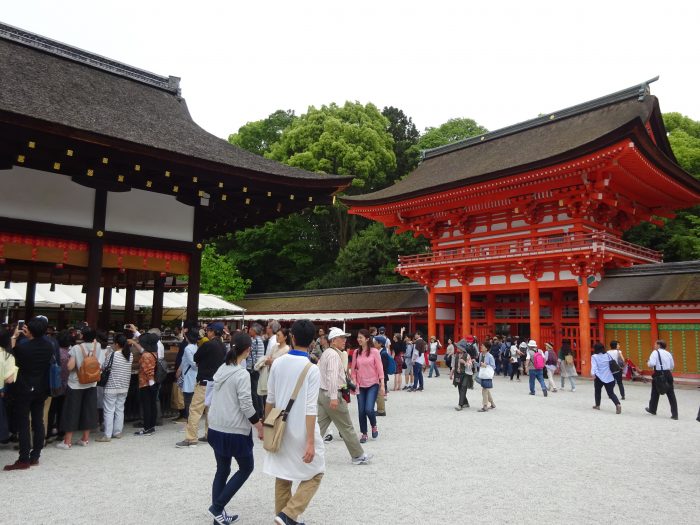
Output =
[{"x1": 0, "y1": 316, "x2": 697, "y2": 524}]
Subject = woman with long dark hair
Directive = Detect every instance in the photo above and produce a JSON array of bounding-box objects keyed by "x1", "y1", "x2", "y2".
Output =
[
  {"x1": 591, "y1": 342, "x2": 621, "y2": 414},
  {"x1": 350, "y1": 329, "x2": 384, "y2": 444},
  {"x1": 96, "y1": 334, "x2": 133, "y2": 442},
  {"x1": 133, "y1": 333, "x2": 158, "y2": 436},
  {"x1": 207, "y1": 332, "x2": 263, "y2": 525}
]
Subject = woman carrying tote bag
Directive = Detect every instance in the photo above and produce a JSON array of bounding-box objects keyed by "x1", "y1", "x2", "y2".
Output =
[{"x1": 477, "y1": 343, "x2": 496, "y2": 412}]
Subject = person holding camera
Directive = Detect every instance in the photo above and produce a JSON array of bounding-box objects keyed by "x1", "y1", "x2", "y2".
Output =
[{"x1": 317, "y1": 328, "x2": 371, "y2": 466}]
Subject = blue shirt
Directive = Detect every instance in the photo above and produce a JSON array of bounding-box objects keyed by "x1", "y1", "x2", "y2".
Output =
[{"x1": 591, "y1": 353, "x2": 615, "y2": 383}]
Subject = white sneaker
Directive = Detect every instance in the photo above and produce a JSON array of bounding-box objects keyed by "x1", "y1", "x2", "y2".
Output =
[
  {"x1": 352, "y1": 453, "x2": 373, "y2": 465},
  {"x1": 55, "y1": 442, "x2": 72, "y2": 450}
]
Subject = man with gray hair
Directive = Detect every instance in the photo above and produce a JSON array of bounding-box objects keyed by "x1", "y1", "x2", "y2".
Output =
[
  {"x1": 248, "y1": 322, "x2": 266, "y2": 418},
  {"x1": 266, "y1": 320, "x2": 282, "y2": 355}
]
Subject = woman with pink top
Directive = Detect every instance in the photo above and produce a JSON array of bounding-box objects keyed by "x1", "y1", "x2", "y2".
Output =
[{"x1": 351, "y1": 329, "x2": 384, "y2": 443}]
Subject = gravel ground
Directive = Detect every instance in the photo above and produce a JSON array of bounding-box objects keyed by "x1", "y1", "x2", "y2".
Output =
[{"x1": 2, "y1": 374, "x2": 699, "y2": 525}]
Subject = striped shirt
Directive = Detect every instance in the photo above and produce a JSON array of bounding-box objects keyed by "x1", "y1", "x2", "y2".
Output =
[
  {"x1": 246, "y1": 335, "x2": 265, "y2": 370},
  {"x1": 318, "y1": 347, "x2": 345, "y2": 400},
  {"x1": 104, "y1": 349, "x2": 133, "y2": 394}
]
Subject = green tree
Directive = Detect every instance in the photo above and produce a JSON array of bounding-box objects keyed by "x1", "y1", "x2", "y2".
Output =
[
  {"x1": 382, "y1": 106, "x2": 421, "y2": 183},
  {"x1": 228, "y1": 110, "x2": 296, "y2": 156},
  {"x1": 623, "y1": 112, "x2": 700, "y2": 261},
  {"x1": 199, "y1": 244, "x2": 251, "y2": 301},
  {"x1": 307, "y1": 223, "x2": 428, "y2": 288},
  {"x1": 267, "y1": 101, "x2": 396, "y2": 192},
  {"x1": 218, "y1": 211, "x2": 341, "y2": 293},
  {"x1": 417, "y1": 117, "x2": 488, "y2": 150}
]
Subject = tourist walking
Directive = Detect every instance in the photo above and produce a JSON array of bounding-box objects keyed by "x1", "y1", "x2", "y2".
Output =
[
  {"x1": 207, "y1": 332, "x2": 263, "y2": 525},
  {"x1": 428, "y1": 335, "x2": 441, "y2": 377},
  {"x1": 177, "y1": 323, "x2": 226, "y2": 448},
  {"x1": 508, "y1": 341, "x2": 521, "y2": 381},
  {"x1": 351, "y1": 329, "x2": 384, "y2": 443},
  {"x1": 317, "y1": 327, "x2": 371, "y2": 465},
  {"x1": 96, "y1": 334, "x2": 132, "y2": 442},
  {"x1": 410, "y1": 333, "x2": 426, "y2": 392},
  {"x1": 263, "y1": 320, "x2": 325, "y2": 525},
  {"x1": 3, "y1": 318, "x2": 53, "y2": 470},
  {"x1": 177, "y1": 330, "x2": 199, "y2": 421},
  {"x1": 645, "y1": 339, "x2": 678, "y2": 420},
  {"x1": 402, "y1": 335, "x2": 414, "y2": 390},
  {"x1": 527, "y1": 340, "x2": 548, "y2": 397},
  {"x1": 46, "y1": 330, "x2": 71, "y2": 442},
  {"x1": 391, "y1": 333, "x2": 405, "y2": 391},
  {"x1": 591, "y1": 343, "x2": 622, "y2": 414},
  {"x1": 0, "y1": 327, "x2": 16, "y2": 444},
  {"x1": 134, "y1": 333, "x2": 159, "y2": 435},
  {"x1": 444, "y1": 338, "x2": 454, "y2": 371},
  {"x1": 374, "y1": 335, "x2": 390, "y2": 416},
  {"x1": 477, "y1": 343, "x2": 496, "y2": 412},
  {"x1": 57, "y1": 326, "x2": 104, "y2": 448},
  {"x1": 544, "y1": 343, "x2": 558, "y2": 392},
  {"x1": 558, "y1": 340, "x2": 577, "y2": 391},
  {"x1": 257, "y1": 327, "x2": 291, "y2": 408},
  {"x1": 607, "y1": 340, "x2": 626, "y2": 400},
  {"x1": 450, "y1": 340, "x2": 473, "y2": 410}
]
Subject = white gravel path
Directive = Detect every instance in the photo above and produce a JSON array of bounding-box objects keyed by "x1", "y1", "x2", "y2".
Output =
[{"x1": 2, "y1": 375, "x2": 699, "y2": 525}]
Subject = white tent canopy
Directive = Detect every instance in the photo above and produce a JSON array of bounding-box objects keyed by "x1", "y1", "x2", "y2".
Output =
[{"x1": 0, "y1": 282, "x2": 244, "y2": 313}]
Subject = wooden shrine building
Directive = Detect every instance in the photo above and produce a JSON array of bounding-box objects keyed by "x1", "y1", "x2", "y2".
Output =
[
  {"x1": 344, "y1": 80, "x2": 700, "y2": 375},
  {"x1": 0, "y1": 22, "x2": 350, "y2": 329}
]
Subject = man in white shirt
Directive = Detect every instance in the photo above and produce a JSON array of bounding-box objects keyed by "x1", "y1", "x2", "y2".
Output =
[
  {"x1": 264, "y1": 319, "x2": 325, "y2": 525},
  {"x1": 317, "y1": 327, "x2": 371, "y2": 465},
  {"x1": 645, "y1": 339, "x2": 678, "y2": 420}
]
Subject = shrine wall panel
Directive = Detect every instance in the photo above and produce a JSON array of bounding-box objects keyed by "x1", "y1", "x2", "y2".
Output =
[
  {"x1": 106, "y1": 188, "x2": 194, "y2": 242},
  {"x1": 436, "y1": 307, "x2": 455, "y2": 321},
  {"x1": 0, "y1": 166, "x2": 95, "y2": 228}
]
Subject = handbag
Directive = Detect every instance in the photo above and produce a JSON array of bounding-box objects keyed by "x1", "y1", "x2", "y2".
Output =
[
  {"x1": 480, "y1": 378, "x2": 493, "y2": 389},
  {"x1": 263, "y1": 362, "x2": 312, "y2": 453},
  {"x1": 543, "y1": 367, "x2": 549, "y2": 379},
  {"x1": 652, "y1": 350, "x2": 670, "y2": 396},
  {"x1": 176, "y1": 365, "x2": 191, "y2": 389},
  {"x1": 97, "y1": 351, "x2": 115, "y2": 387},
  {"x1": 428, "y1": 353, "x2": 437, "y2": 362},
  {"x1": 608, "y1": 355, "x2": 621, "y2": 374},
  {"x1": 477, "y1": 363, "x2": 494, "y2": 380}
]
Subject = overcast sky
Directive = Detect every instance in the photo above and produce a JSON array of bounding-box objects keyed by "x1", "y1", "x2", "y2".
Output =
[{"x1": 4, "y1": 1, "x2": 699, "y2": 140}]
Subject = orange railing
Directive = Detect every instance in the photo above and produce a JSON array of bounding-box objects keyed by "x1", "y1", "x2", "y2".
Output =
[{"x1": 397, "y1": 232, "x2": 662, "y2": 269}]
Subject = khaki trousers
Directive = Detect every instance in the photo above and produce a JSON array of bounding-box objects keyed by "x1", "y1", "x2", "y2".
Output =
[
  {"x1": 185, "y1": 383, "x2": 208, "y2": 442},
  {"x1": 275, "y1": 473, "x2": 323, "y2": 520},
  {"x1": 481, "y1": 387, "x2": 494, "y2": 408},
  {"x1": 317, "y1": 389, "x2": 364, "y2": 459}
]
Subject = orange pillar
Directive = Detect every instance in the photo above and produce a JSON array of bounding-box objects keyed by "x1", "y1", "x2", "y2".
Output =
[
  {"x1": 428, "y1": 288, "x2": 436, "y2": 339},
  {"x1": 578, "y1": 280, "x2": 591, "y2": 376},
  {"x1": 461, "y1": 282, "x2": 471, "y2": 338},
  {"x1": 528, "y1": 279, "x2": 541, "y2": 345}
]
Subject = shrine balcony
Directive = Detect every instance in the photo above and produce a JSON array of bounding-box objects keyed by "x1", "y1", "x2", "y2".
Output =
[{"x1": 397, "y1": 232, "x2": 662, "y2": 271}]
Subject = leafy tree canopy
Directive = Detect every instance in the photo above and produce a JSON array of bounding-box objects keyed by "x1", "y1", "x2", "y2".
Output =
[
  {"x1": 199, "y1": 244, "x2": 251, "y2": 301},
  {"x1": 417, "y1": 118, "x2": 488, "y2": 150},
  {"x1": 382, "y1": 106, "x2": 421, "y2": 182},
  {"x1": 663, "y1": 112, "x2": 700, "y2": 178},
  {"x1": 228, "y1": 110, "x2": 296, "y2": 156},
  {"x1": 267, "y1": 101, "x2": 396, "y2": 192},
  {"x1": 306, "y1": 222, "x2": 428, "y2": 289}
]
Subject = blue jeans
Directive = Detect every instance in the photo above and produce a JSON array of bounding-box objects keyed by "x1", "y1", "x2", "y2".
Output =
[
  {"x1": 428, "y1": 361, "x2": 440, "y2": 377},
  {"x1": 529, "y1": 369, "x2": 547, "y2": 394},
  {"x1": 357, "y1": 384, "x2": 379, "y2": 434},
  {"x1": 211, "y1": 452, "x2": 255, "y2": 514},
  {"x1": 412, "y1": 363, "x2": 424, "y2": 390}
]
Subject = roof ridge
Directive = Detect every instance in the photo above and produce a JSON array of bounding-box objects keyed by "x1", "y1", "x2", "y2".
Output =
[
  {"x1": 0, "y1": 21, "x2": 180, "y2": 94},
  {"x1": 242, "y1": 282, "x2": 424, "y2": 300},
  {"x1": 605, "y1": 260, "x2": 700, "y2": 277},
  {"x1": 422, "y1": 77, "x2": 659, "y2": 160}
]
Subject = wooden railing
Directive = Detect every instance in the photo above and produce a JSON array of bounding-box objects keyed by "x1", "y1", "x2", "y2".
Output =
[{"x1": 397, "y1": 232, "x2": 662, "y2": 269}]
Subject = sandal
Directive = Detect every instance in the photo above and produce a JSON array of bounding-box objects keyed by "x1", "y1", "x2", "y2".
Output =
[{"x1": 77, "y1": 439, "x2": 89, "y2": 447}]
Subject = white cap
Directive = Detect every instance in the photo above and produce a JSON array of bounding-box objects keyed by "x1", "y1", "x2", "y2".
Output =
[
  {"x1": 328, "y1": 327, "x2": 350, "y2": 341},
  {"x1": 528, "y1": 339, "x2": 537, "y2": 347}
]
